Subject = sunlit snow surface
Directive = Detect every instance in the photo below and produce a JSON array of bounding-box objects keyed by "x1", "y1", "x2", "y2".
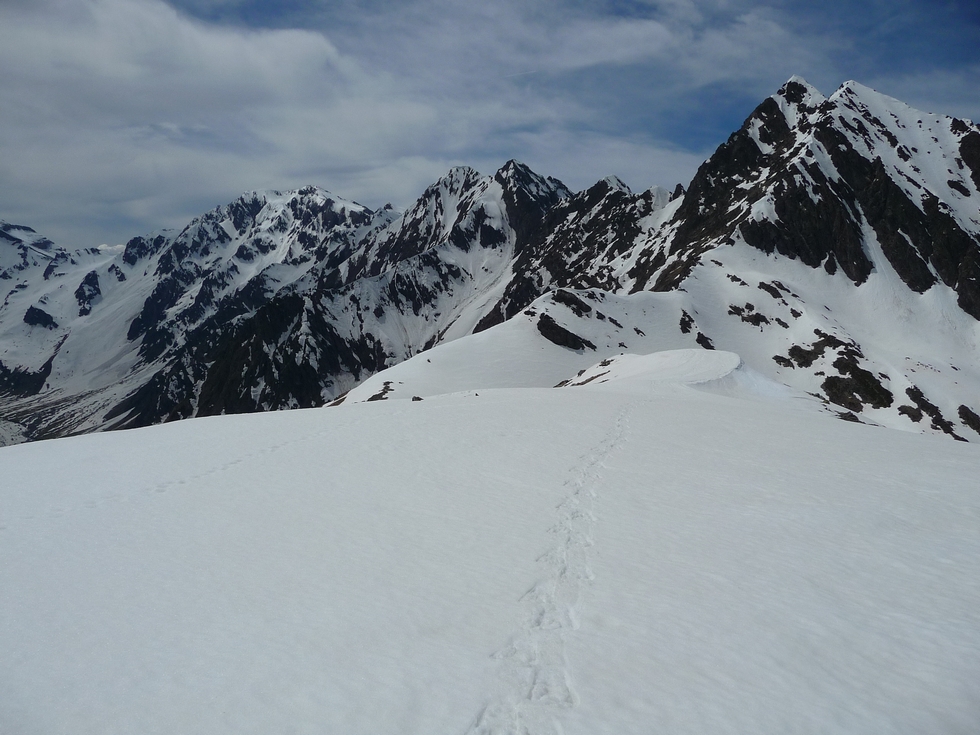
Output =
[{"x1": 2, "y1": 350, "x2": 979, "y2": 734}]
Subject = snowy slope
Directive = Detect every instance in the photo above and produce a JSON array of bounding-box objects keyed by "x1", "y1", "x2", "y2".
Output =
[
  {"x1": 343, "y1": 288, "x2": 819, "y2": 414},
  {"x1": 660, "y1": 79, "x2": 980, "y2": 439},
  {"x1": 2, "y1": 352, "x2": 978, "y2": 734}
]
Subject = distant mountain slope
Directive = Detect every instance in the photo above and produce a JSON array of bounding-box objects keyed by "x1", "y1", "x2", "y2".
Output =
[{"x1": 2, "y1": 78, "x2": 979, "y2": 444}]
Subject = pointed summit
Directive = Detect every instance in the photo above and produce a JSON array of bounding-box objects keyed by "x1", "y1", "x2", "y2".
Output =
[
  {"x1": 598, "y1": 175, "x2": 632, "y2": 195},
  {"x1": 495, "y1": 159, "x2": 542, "y2": 179},
  {"x1": 494, "y1": 160, "x2": 571, "y2": 201},
  {"x1": 777, "y1": 76, "x2": 826, "y2": 105},
  {"x1": 440, "y1": 165, "x2": 483, "y2": 187},
  {"x1": 770, "y1": 76, "x2": 827, "y2": 127}
]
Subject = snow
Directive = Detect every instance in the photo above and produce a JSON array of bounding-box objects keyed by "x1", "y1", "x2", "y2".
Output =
[
  {"x1": 773, "y1": 76, "x2": 826, "y2": 128},
  {"x1": 3, "y1": 348, "x2": 979, "y2": 734},
  {"x1": 747, "y1": 117, "x2": 775, "y2": 154},
  {"x1": 683, "y1": 225, "x2": 980, "y2": 438},
  {"x1": 568, "y1": 348, "x2": 741, "y2": 385},
  {"x1": 826, "y1": 81, "x2": 980, "y2": 236},
  {"x1": 0, "y1": 418, "x2": 27, "y2": 445},
  {"x1": 0, "y1": 187, "x2": 384, "y2": 439},
  {"x1": 342, "y1": 288, "x2": 722, "y2": 404},
  {"x1": 599, "y1": 175, "x2": 631, "y2": 194}
]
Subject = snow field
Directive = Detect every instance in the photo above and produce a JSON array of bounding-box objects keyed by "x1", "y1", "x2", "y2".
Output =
[{"x1": 2, "y1": 353, "x2": 979, "y2": 733}]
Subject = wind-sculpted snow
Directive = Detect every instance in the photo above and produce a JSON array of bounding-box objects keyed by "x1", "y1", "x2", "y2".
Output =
[
  {"x1": 2, "y1": 80, "x2": 980, "y2": 444},
  {"x1": 342, "y1": 288, "x2": 712, "y2": 403},
  {"x1": 563, "y1": 349, "x2": 741, "y2": 387}
]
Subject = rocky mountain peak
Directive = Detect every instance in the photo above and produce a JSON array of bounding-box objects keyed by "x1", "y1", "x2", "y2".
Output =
[
  {"x1": 780, "y1": 75, "x2": 826, "y2": 103},
  {"x1": 773, "y1": 75, "x2": 828, "y2": 126},
  {"x1": 494, "y1": 159, "x2": 571, "y2": 201},
  {"x1": 597, "y1": 176, "x2": 632, "y2": 195}
]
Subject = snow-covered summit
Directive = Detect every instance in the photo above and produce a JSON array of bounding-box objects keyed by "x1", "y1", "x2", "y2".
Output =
[
  {"x1": 595, "y1": 175, "x2": 632, "y2": 196},
  {"x1": 771, "y1": 75, "x2": 827, "y2": 126},
  {"x1": 494, "y1": 159, "x2": 572, "y2": 202}
]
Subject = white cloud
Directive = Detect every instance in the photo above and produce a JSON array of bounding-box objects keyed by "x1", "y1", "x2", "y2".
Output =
[{"x1": 0, "y1": 0, "x2": 455, "y2": 244}]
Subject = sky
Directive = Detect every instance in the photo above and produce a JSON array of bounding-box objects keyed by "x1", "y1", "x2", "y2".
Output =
[{"x1": 1, "y1": 0, "x2": 979, "y2": 248}]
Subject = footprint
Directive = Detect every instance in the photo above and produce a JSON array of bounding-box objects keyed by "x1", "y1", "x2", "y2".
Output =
[{"x1": 467, "y1": 404, "x2": 632, "y2": 734}]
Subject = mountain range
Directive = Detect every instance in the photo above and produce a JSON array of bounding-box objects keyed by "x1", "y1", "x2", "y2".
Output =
[{"x1": 2, "y1": 76, "x2": 980, "y2": 445}]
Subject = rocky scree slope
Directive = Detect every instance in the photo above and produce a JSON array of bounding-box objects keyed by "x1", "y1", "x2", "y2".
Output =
[{"x1": 1, "y1": 78, "x2": 979, "y2": 443}]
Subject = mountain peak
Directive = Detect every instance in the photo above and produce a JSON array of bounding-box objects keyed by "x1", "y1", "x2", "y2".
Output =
[
  {"x1": 494, "y1": 160, "x2": 571, "y2": 202},
  {"x1": 443, "y1": 165, "x2": 482, "y2": 183},
  {"x1": 776, "y1": 75, "x2": 826, "y2": 106},
  {"x1": 419, "y1": 166, "x2": 484, "y2": 200},
  {"x1": 832, "y1": 79, "x2": 907, "y2": 109},
  {"x1": 598, "y1": 175, "x2": 632, "y2": 195},
  {"x1": 494, "y1": 159, "x2": 538, "y2": 188},
  {"x1": 497, "y1": 158, "x2": 532, "y2": 175},
  {"x1": 1, "y1": 221, "x2": 39, "y2": 234},
  {"x1": 771, "y1": 77, "x2": 827, "y2": 127}
]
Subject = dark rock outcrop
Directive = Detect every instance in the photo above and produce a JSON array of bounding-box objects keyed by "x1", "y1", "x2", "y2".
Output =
[{"x1": 24, "y1": 305, "x2": 57, "y2": 329}]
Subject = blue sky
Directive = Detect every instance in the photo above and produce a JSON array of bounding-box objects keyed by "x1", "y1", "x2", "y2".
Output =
[{"x1": 1, "y1": 0, "x2": 978, "y2": 246}]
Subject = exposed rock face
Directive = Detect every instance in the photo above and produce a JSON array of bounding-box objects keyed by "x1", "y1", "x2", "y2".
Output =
[
  {"x1": 669, "y1": 79, "x2": 980, "y2": 318},
  {"x1": 23, "y1": 305, "x2": 58, "y2": 330},
  {"x1": 475, "y1": 178, "x2": 669, "y2": 331},
  {"x1": 74, "y1": 271, "x2": 102, "y2": 316},
  {"x1": 122, "y1": 233, "x2": 170, "y2": 266},
  {"x1": 536, "y1": 313, "x2": 596, "y2": 352},
  {"x1": 4, "y1": 163, "x2": 569, "y2": 433},
  {"x1": 0, "y1": 344, "x2": 59, "y2": 395}
]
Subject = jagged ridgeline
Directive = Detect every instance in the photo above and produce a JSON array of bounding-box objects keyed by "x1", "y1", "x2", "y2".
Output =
[{"x1": 2, "y1": 77, "x2": 980, "y2": 444}]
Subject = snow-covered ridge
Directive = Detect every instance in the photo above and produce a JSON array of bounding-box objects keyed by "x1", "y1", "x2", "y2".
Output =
[
  {"x1": 563, "y1": 349, "x2": 742, "y2": 387},
  {"x1": 0, "y1": 161, "x2": 575, "y2": 439}
]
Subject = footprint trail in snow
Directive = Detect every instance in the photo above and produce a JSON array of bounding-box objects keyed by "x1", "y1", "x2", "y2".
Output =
[{"x1": 468, "y1": 404, "x2": 632, "y2": 735}]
